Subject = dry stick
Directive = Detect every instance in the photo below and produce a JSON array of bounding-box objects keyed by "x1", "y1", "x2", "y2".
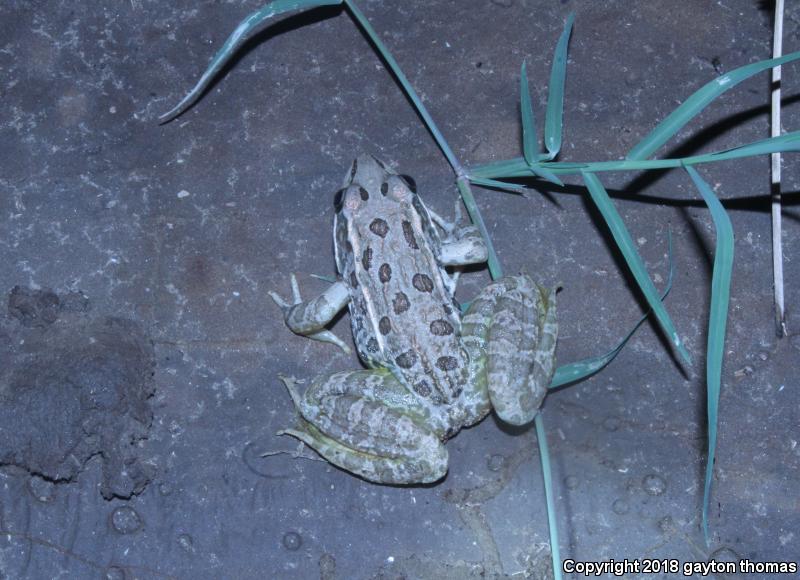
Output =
[{"x1": 771, "y1": 0, "x2": 787, "y2": 337}]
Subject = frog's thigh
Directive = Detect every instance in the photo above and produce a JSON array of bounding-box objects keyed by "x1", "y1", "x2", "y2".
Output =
[
  {"x1": 466, "y1": 275, "x2": 558, "y2": 426},
  {"x1": 284, "y1": 370, "x2": 448, "y2": 484}
]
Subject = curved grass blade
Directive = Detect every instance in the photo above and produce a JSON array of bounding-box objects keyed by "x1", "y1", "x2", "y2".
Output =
[
  {"x1": 470, "y1": 130, "x2": 800, "y2": 178},
  {"x1": 684, "y1": 165, "x2": 734, "y2": 545},
  {"x1": 521, "y1": 60, "x2": 538, "y2": 166},
  {"x1": 344, "y1": 0, "x2": 463, "y2": 175},
  {"x1": 544, "y1": 12, "x2": 574, "y2": 160},
  {"x1": 550, "y1": 229, "x2": 674, "y2": 388},
  {"x1": 627, "y1": 50, "x2": 800, "y2": 160},
  {"x1": 534, "y1": 414, "x2": 562, "y2": 580},
  {"x1": 582, "y1": 171, "x2": 692, "y2": 366},
  {"x1": 519, "y1": 60, "x2": 564, "y2": 186},
  {"x1": 159, "y1": 0, "x2": 343, "y2": 123}
]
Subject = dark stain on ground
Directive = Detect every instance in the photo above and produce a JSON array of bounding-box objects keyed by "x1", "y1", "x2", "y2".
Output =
[{"x1": 0, "y1": 287, "x2": 156, "y2": 500}]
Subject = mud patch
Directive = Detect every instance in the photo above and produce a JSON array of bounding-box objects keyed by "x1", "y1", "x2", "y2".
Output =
[{"x1": 0, "y1": 287, "x2": 156, "y2": 499}]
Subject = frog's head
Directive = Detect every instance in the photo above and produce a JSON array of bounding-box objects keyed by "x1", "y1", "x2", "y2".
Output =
[
  {"x1": 334, "y1": 155, "x2": 416, "y2": 215},
  {"x1": 333, "y1": 154, "x2": 424, "y2": 273}
]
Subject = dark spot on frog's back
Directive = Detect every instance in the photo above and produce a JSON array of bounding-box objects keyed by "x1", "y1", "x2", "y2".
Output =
[
  {"x1": 380, "y1": 182, "x2": 388, "y2": 196},
  {"x1": 349, "y1": 159, "x2": 358, "y2": 182},
  {"x1": 412, "y1": 273, "x2": 434, "y2": 293},
  {"x1": 378, "y1": 316, "x2": 391, "y2": 335},
  {"x1": 379, "y1": 263, "x2": 392, "y2": 283},
  {"x1": 436, "y1": 356, "x2": 459, "y2": 371},
  {"x1": 402, "y1": 220, "x2": 418, "y2": 249},
  {"x1": 369, "y1": 218, "x2": 389, "y2": 238},
  {"x1": 392, "y1": 292, "x2": 410, "y2": 314},
  {"x1": 349, "y1": 271, "x2": 358, "y2": 287},
  {"x1": 359, "y1": 186, "x2": 369, "y2": 201},
  {"x1": 430, "y1": 319, "x2": 454, "y2": 336},
  {"x1": 413, "y1": 380, "x2": 431, "y2": 397},
  {"x1": 362, "y1": 247, "x2": 372, "y2": 270},
  {"x1": 366, "y1": 338, "x2": 379, "y2": 353},
  {"x1": 395, "y1": 350, "x2": 417, "y2": 369}
]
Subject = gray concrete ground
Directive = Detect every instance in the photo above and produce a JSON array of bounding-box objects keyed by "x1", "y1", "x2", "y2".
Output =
[{"x1": 0, "y1": 1, "x2": 797, "y2": 578}]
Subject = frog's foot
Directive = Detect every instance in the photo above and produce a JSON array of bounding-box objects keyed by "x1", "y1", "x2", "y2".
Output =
[
  {"x1": 260, "y1": 439, "x2": 325, "y2": 463},
  {"x1": 463, "y1": 275, "x2": 558, "y2": 426},
  {"x1": 277, "y1": 371, "x2": 448, "y2": 484},
  {"x1": 268, "y1": 274, "x2": 352, "y2": 354}
]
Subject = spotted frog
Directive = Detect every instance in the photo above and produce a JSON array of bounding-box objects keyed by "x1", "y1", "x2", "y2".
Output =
[{"x1": 269, "y1": 155, "x2": 557, "y2": 484}]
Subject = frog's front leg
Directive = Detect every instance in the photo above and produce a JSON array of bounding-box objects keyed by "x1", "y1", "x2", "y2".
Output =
[
  {"x1": 462, "y1": 275, "x2": 558, "y2": 426},
  {"x1": 278, "y1": 370, "x2": 448, "y2": 484},
  {"x1": 269, "y1": 274, "x2": 351, "y2": 353},
  {"x1": 430, "y1": 203, "x2": 489, "y2": 267}
]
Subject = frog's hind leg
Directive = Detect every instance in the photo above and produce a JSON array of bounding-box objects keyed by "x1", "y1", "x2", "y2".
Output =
[
  {"x1": 269, "y1": 274, "x2": 351, "y2": 353},
  {"x1": 462, "y1": 276, "x2": 558, "y2": 426},
  {"x1": 277, "y1": 371, "x2": 448, "y2": 484}
]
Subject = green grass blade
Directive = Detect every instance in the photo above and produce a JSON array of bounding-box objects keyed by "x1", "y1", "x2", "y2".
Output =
[
  {"x1": 684, "y1": 165, "x2": 734, "y2": 545},
  {"x1": 468, "y1": 176, "x2": 528, "y2": 194},
  {"x1": 344, "y1": 0, "x2": 463, "y2": 175},
  {"x1": 581, "y1": 171, "x2": 692, "y2": 366},
  {"x1": 469, "y1": 131, "x2": 800, "y2": 178},
  {"x1": 521, "y1": 60, "x2": 538, "y2": 167},
  {"x1": 159, "y1": 0, "x2": 343, "y2": 123},
  {"x1": 627, "y1": 50, "x2": 800, "y2": 160},
  {"x1": 456, "y1": 177, "x2": 503, "y2": 281},
  {"x1": 550, "y1": 230, "x2": 675, "y2": 388},
  {"x1": 527, "y1": 164, "x2": 565, "y2": 187},
  {"x1": 534, "y1": 414, "x2": 562, "y2": 580},
  {"x1": 544, "y1": 12, "x2": 574, "y2": 160}
]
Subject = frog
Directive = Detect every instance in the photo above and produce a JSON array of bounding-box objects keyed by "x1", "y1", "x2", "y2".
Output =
[{"x1": 268, "y1": 154, "x2": 558, "y2": 484}]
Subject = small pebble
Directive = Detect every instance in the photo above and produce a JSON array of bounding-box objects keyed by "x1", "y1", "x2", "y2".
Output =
[
  {"x1": 177, "y1": 190, "x2": 190, "y2": 199},
  {"x1": 110, "y1": 506, "x2": 143, "y2": 535},
  {"x1": 177, "y1": 533, "x2": 196, "y2": 554},
  {"x1": 487, "y1": 454, "x2": 505, "y2": 472},
  {"x1": 612, "y1": 499, "x2": 629, "y2": 515},
  {"x1": 282, "y1": 531, "x2": 302, "y2": 551},
  {"x1": 642, "y1": 474, "x2": 667, "y2": 496}
]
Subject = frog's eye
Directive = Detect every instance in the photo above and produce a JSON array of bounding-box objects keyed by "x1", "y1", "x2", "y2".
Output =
[
  {"x1": 333, "y1": 188, "x2": 346, "y2": 212},
  {"x1": 399, "y1": 175, "x2": 417, "y2": 193},
  {"x1": 386, "y1": 175, "x2": 414, "y2": 203}
]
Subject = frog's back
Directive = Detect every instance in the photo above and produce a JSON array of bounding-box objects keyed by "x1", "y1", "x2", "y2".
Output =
[{"x1": 334, "y1": 155, "x2": 468, "y2": 404}]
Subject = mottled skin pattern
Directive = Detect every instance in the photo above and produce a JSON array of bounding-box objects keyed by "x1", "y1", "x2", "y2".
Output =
[{"x1": 269, "y1": 155, "x2": 558, "y2": 484}]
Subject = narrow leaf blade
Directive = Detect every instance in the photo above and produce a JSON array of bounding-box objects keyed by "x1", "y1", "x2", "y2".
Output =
[
  {"x1": 544, "y1": 12, "x2": 574, "y2": 160},
  {"x1": 684, "y1": 165, "x2": 734, "y2": 545},
  {"x1": 159, "y1": 0, "x2": 343, "y2": 123},
  {"x1": 468, "y1": 176, "x2": 528, "y2": 194},
  {"x1": 627, "y1": 50, "x2": 800, "y2": 160},
  {"x1": 535, "y1": 415, "x2": 562, "y2": 580},
  {"x1": 520, "y1": 60, "x2": 538, "y2": 166},
  {"x1": 550, "y1": 230, "x2": 674, "y2": 388},
  {"x1": 581, "y1": 171, "x2": 692, "y2": 366}
]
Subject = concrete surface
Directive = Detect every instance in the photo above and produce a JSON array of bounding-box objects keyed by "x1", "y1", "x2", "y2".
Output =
[{"x1": 0, "y1": 0, "x2": 797, "y2": 578}]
